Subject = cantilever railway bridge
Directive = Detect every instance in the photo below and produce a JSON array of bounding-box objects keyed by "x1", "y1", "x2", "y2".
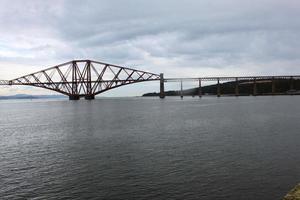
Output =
[
  {"x1": 0, "y1": 59, "x2": 299, "y2": 100},
  {"x1": 0, "y1": 60, "x2": 160, "y2": 100}
]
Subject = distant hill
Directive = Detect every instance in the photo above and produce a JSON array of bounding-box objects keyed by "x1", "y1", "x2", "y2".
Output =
[
  {"x1": 143, "y1": 78, "x2": 300, "y2": 96},
  {"x1": 0, "y1": 94, "x2": 66, "y2": 100}
]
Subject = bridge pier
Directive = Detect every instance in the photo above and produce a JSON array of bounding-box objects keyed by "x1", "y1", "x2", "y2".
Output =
[
  {"x1": 180, "y1": 79, "x2": 183, "y2": 99},
  {"x1": 85, "y1": 95, "x2": 95, "y2": 100},
  {"x1": 290, "y1": 76, "x2": 294, "y2": 90},
  {"x1": 235, "y1": 78, "x2": 239, "y2": 96},
  {"x1": 217, "y1": 78, "x2": 221, "y2": 97},
  {"x1": 159, "y1": 73, "x2": 165, "y2": 99},
  {"x1": 253, "y1": 78, "x2": 257, "y2": 96},
  {"x1": 198, "y1": 79, "x2": 202, "y2": 98},
  {"x1": 69, "y1": 95, "x2": 80, "y2": 100},
  {"x1": 272, "y1": 77, "x2": 276, "y2": 95}
]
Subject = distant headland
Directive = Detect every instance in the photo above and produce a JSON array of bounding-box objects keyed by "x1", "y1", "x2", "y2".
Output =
[{"x1": 0, "y1": 94, "x2": 66, "y2": 100}]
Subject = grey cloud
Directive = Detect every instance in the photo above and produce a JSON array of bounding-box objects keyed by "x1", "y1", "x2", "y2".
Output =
[
  {"x1": 1, "y1": 0, "x2": 300, "y2": 83},
  {"x1": 44, "y1": 0, "x2": 300, "y2": 68}
]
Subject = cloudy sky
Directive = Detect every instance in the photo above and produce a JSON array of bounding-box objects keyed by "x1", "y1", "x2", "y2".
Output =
[{"x1": 0, "y1": 0, "x2": 299, "y2": 96}]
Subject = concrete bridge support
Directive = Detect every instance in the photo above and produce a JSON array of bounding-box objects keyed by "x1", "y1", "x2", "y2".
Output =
[
  {"x1": 253, "y1": 78, "x2": 257, "y2": 96},
  {"x1": 69, "y1": 95, "x2": 80, "y2": 100},
  {"x1": 290, "y1": 76, "x2": 294, "y2": 90},
  {"x1": 217, "y1": 78, "x2": 221, "y2": 97},
  {"x1": 235, "y1": 78, "x2": 239, "y2": 96},
  {"x1": 69, "y1": 95, "x2": 95, "y2": 100},
  {"x1": 159, "y1": 73, "x2": 165, "y2": 99},
  {"x1": 272, "y1": 77, "x2": 276, "y2": 95},
  {"x1": 180, "y1": 79, "x2": 183, "y2": 99},
  {"x1": 198, "y1": 79, "x2": 202, "y2": 98},
  {"x1": 85, "y1": 95, "x2": 95, "y2": 100}
]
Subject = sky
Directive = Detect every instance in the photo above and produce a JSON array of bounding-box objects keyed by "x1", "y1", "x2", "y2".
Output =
[{"x1": 0, "y1": 0, "x2": 300, "y2": 96}]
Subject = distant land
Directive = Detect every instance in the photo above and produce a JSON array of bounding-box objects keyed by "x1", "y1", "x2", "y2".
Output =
[
  {"x1": 0, "y1": 94, "x2": 66, "y2": 100},
  {"x1": 143, "y1": 78, "x2": 300, "y2": 96}
]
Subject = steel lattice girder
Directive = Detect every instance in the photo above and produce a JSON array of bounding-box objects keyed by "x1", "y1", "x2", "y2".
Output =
[
  {"x1": 8, "y1": 60, "x2": 161, "y2": 97},
  {"x1": 0, "y1": 80, "x2": 9, "y2": 85}
]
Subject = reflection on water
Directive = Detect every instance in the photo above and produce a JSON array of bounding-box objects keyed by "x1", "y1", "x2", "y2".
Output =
[{"x1": 0, "y1": 96, "x2": 299, "y2": 200}]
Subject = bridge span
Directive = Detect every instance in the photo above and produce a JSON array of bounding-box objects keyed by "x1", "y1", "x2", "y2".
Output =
[
  {"x1": 164, "y1": 75, "x2": 300, "y2": 98},
  {"x1": 0, "y1": 60, "x2": 160, "y2": 100},
  {"x1": 0, "y1": 59, "x2": 299, "y2": 99}
]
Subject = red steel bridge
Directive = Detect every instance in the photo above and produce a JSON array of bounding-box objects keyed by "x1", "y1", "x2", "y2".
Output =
[
  {"x1": 0, "y1": 60, "x2": 161, "y2": 100},
  {"x1": 0, "y1": 59, "x2": 299, "y2": 100}
]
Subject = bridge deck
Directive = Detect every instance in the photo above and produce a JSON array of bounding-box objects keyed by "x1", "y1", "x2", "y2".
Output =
[
  {"x1": 165, "y1": 75, "x2": 300, "y2": 82},
  {"x1": 1, "y1": 76, "x2": 300, "y2": 85}
]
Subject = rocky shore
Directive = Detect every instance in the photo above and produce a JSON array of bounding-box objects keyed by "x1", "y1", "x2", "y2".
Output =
[{"x1": 283, "y1": 184, "x2": 300, "y2": 200}]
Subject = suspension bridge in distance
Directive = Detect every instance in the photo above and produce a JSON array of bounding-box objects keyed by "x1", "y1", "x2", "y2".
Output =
[{"x1": 0, "y1": 59, "x2": 299, "y2": 100}]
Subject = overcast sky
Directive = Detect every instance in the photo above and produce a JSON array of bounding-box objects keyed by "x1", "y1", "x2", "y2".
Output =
[{"x1": 0, "y1": 0, "x2": 299, "y2": 96}]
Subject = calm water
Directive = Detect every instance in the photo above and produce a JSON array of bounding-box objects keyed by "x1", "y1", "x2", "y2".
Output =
[{"x1": 0, "y1": 96, "x2": 299, "y2": 200}]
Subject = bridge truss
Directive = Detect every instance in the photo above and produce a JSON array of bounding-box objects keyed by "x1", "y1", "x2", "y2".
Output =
[{"x1": 0, "y1": 60, "x2": 160, "y2": 100}]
